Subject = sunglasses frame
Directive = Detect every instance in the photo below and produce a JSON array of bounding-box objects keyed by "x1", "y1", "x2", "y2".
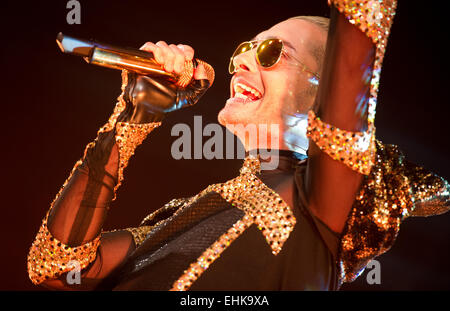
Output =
[{"x1": 229, "y1": 38, "x2": 320, "y2": 81}]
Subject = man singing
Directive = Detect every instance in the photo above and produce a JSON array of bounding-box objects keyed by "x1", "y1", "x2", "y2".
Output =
[{"x1": 28, "y1": 0, "x2": 449, "y2": 290}]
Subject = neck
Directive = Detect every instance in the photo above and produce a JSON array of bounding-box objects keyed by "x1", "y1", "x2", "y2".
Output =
[
  {"x1": 235, "y1": 113, "x2": 309, "y2": 156},
  {"x1": 282, "y1": 113, "x2": 309, "y2": 155},
  {"x1": 243, "y1": 148, "x2": 307, "y2": 173}
]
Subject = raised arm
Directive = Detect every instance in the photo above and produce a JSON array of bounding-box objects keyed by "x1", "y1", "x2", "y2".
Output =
[
  {"x1": 305, "y1": 1, "x2": 396, "y2": 233},
  {"x1": 27, "y1": 43, "x2": 213, "y2": 289},
  {"x1": 302, "y1": 1, "x2": 449, "y2": 285}
]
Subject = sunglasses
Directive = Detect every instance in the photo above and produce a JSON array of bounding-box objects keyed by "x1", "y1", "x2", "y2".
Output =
[{"x1": 228, "y1": 38, "x2": 320, "y2": 82}]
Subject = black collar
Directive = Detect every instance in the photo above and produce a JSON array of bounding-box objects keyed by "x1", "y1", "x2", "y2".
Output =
[{"x1": 246, "y1": 149, "x2": 307, "y2": 172}]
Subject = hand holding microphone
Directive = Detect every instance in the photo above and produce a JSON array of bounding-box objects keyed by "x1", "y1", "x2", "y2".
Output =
[
  {"x1": 121, "y1": 40, "x2": 212, "y2": 123},
  {"x1": 139, "y1": 41, "x2": 205, "y2": 79}
]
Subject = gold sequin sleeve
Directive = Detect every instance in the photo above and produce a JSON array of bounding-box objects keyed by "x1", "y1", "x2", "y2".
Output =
[
  {"x1": 338, "y1": 140, "x2": 450, "y2": 284},
  {"x1": 27, "y1": 211, "x2": 101, "y2": 285},
  {"x1": 404, "y1": 161, "x2": 450, "y2": 217},
  {"x1": 120, "y1": 226, "x2": 153, "y2": 248},
  {"x1": 308, "y1": 0, "x2": 397, "y2": 174},
  {"x1": 27, "y1": 71, "x2": 161, "y2": 286}
]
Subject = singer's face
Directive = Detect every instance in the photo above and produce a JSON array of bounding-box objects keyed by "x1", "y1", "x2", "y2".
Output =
[{"x1": 218, "y1": 18, "x2": 326, "y2": 150}]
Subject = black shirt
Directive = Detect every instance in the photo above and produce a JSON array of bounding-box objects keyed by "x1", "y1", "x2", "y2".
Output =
[{"x1": 100, "y1": 151, "x2": 340, "y2": 290}]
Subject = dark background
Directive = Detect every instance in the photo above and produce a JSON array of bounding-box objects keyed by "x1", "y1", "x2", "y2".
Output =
[{"x1": 1, "y1": 0, "x2": 449, "y2": 290}]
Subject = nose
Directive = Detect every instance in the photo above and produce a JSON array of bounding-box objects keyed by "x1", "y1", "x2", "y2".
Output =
[{"x1": 232, "y1": 49, "x2": 258, "y2": 74}]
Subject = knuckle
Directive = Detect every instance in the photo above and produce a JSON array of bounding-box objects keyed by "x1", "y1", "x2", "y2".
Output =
[
  {"x1": 165, "y1": 49, "x2": 175, "y2": 61},
  {"x1": 154, "y1": 48, "x2": 164, "y2": 62},
  {"x1": 155, "y1": 47, "x2": 162, "y2": 56},
  {"x1": 176, "y1": 52, "x2": 185, "y2": 62},
  {"x1": 171, "y1": 46, "x2": 184, "y2": 58},
  {"x1": 174, "y1": 58, "x2": 185, "y2": 73},
  {"x1": 180, "y1": 45, "x2": 194, "y2": 59}
]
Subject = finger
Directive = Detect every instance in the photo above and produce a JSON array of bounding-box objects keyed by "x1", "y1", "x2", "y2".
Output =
[
  {"x1": 193, "y1": 63, "x2": 208, "y2": 80},
  {"x1": 140, "y1": 41, "x2": 157, "y2": 52},
  {"x1": 156, "y1": 41, "x2": 175, "y2": 72},
  {"x1": 177, "y1": 44, "x2": 194, "y2": 61},
  {"x1": 140, "y1": 41, "x2": 165, "y2": 64},
  {"x1": 169, "y1": 44, "x2": 187, "y2": 74}
]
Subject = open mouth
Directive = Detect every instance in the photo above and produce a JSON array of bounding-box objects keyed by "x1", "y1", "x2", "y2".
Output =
[{"x1": 232, "y1": 82, "x2": 262, "y2": 102}]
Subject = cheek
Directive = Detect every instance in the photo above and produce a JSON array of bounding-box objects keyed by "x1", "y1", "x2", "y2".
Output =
[
  {"x1": 261, "y1": 71, "x2": 313, "y2": 116},
  {"x1": 262, "y1": 72, "x2": 305, "y2": 107}
]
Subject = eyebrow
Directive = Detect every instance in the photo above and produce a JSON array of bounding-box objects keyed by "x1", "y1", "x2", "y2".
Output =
[
  {"x1": 250, "y1": 36, "x2": 297, "y2": 52},
  {"x1": 282, "y1": 40, "x2": 297, "y2": 52}
]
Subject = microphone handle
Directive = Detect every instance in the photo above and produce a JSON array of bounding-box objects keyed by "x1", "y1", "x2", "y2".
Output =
[{"x1": 56, "y1": 33, "x2": 214, "y2": 88}]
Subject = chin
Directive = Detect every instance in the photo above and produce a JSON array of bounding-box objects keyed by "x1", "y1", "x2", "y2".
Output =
[
  {"x1": 218, "y1": 105, "x2": 251, "y2": 128},
  {"x1": 217, "y1": 106, "x2": 233, "y2": 126},
  {"x1": 218, "y1": 97, "x2": 264, "y2": 126}
]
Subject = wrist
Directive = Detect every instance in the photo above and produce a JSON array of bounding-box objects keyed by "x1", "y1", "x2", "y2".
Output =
[{"x1": 127, "y1": 110, "x2": 165, "y2": 124}]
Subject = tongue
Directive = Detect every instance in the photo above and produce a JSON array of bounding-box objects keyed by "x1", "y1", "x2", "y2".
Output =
[{"x1": 242, "y1": 90, "x2": 258, "y2": 101}]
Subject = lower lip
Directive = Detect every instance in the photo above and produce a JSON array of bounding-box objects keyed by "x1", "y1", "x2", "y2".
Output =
[{"x1": 226, "y1": 96, "x2": 261, "y2": 106}]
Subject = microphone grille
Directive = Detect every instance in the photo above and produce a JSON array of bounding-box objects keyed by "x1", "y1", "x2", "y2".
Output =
[
  {"x1": 176, "y1": 59, "x2": 215, "y2": 88},
  {"x1": 176, "y1": 60, "x2": 194, "y2": 88}
]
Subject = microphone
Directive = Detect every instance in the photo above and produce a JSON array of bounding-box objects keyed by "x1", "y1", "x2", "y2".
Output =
[{"x1": 56, "y1": 32, "x2": 214, "y2": 88}]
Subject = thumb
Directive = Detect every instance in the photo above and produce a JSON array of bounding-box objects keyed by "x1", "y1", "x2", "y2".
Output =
[{"x1": 193, "y1": 63, "x2": 207, "y2": 80}]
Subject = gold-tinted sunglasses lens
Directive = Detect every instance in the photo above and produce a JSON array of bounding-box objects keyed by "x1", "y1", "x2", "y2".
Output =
[
  {"x1": 229, "y1": 42, "x2": 253, "y2": 74},
  {"x1": 256, "y1": 39, "x2": 283, "y2": 68}
]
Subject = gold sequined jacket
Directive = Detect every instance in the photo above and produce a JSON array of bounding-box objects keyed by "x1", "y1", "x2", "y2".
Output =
[
  {"x1": 118, "y1": 142, "x2": 450, "y2": 289},
  {"x1": 338, "y1": 141, "x2": 450, "y2": 284}
]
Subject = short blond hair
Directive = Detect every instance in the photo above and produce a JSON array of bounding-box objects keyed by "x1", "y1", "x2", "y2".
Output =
[
  {"x1": 288, "y1": 16, "x2": 330, "y2": 32},
  {"x1": 288, "y1": 16, "x2": 329, "y2": 73}
]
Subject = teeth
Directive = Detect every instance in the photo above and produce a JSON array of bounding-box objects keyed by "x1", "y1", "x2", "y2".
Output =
[
  {"x1": 235, "y1": 93, "x2": 248, "y2": 99},
  {"x1": 233, "y1": 83, "x2": 262, "y2": 99}
]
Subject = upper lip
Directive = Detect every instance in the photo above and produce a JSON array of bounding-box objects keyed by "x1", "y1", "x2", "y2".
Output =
[{"x1": 231, "y1": 75, "x2": 263, "y2": 100}]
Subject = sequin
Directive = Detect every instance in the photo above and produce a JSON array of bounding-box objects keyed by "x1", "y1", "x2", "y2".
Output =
[
  {"x1": 206, "y1": 157, "x2": 296, "y2": 255},
  {"x1": 405, "y1": 163, "x2": 450, "y2": 217},
  {"x1": 114, "y1": 121, "x2": 161, "y2": 199},
  {"x1": 27, "y1": 154, "x2": 98, "y2": 285},
  {"x1": 27, "y1": 211, "x2": 101, "y2": 285},
  {"x1": 171, "y1": 155, "x2": 296, "y2": 291},
  {"x1": 308, "y1": 0, "x2": 397, "y2": 175},
  {"x1": 140, "y1": 198, "x2": 190, "y2": 226},
  {"x1": 27, "y1": 79, "x2": 161, "y2": 284},
  {"x1": 171, "y1": 216, "x2": 252, "y2": 291},
  {"x1": 307, "y1": 110, "x2": 376, "y2": 175},
  {"x1": 329, "y1": 0, "x2": 397, "y2": 125},
  {"x1": 124, "y1": 226, "x2": 154, "y2": 247},
  {"x1": 338, "y1": 141, "x2": 450, "y2": 284},
  {"x1": 98, "y1": 70, "x2": 129, "y2": 133}
]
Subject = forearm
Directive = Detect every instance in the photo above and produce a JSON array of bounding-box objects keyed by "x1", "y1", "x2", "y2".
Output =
[
  {"x1": 28, "y1": 79, "x2": 162, "y2": 285},
  {"x1": 47, "y1": 130, "x2": 119, "y2": 245},
  {"x1": 306, "y1": 6, "x2": 376, "y2": 233},
  {"x1": 28, "y1": 123, "x2": 160, "y2": 286},
  {"x1": 315, "y1": 6, "x2": 374, "y2": 131},
  {"x1": 28, "y1": 64, "x2": 210, "y2": 286}
]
